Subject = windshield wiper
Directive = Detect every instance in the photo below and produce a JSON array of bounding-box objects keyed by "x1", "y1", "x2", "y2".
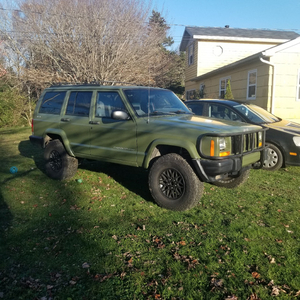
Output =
[
  {"x1": 149, "y1": 111, "x2": 175, "y2": 115},
  {"x1": 172, "y1": 110, "x2": 192, "y2": 114}
]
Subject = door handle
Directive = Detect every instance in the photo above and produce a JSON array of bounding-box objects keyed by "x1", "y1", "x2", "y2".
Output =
[
  {"x1": 89, "y1": 121, "x2": 100, "y2": 125},
  {"x1": 61, "y1": 118, "x2": 70, "y2": 122}
]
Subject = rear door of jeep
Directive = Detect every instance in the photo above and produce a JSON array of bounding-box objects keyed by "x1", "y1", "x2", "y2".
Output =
[{"x1": 59, "y1": 90, "x2": 93, "y2": 156}]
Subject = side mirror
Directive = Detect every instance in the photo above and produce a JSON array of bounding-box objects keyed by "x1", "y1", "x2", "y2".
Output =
[{"x1": 111, "y1": 110, "x2": 130, "y2": 120}]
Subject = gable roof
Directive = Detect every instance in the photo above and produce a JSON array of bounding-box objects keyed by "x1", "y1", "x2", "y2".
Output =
[{"x1": 180, "y1": 26, "x2": 300, "y2": 51}]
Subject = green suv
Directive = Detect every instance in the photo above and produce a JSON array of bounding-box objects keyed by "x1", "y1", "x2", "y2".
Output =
[{"x1": 30, "y1": 85, "x2": 266, "y2": 211}]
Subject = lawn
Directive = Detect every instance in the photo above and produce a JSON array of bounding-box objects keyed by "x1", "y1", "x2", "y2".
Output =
[{"x1": 1, "y1": 127, "x2": 300, "y2": 300}]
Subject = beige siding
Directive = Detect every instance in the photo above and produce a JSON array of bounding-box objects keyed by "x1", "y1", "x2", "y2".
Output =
[
  {"x1": 191, "y1": 61, "x2": 271, "y2": 108},
  {"x1": 185, "y1": 38, "x2": 278, "y2": 96},
  {"x1": 196, "y1": 40, "x2": 278, "y2": 77},
  {"x1": 184, "y1": 36, "x2": 300, "y2": 122},
  {"x1": 269, "y1": 46, "x2": 300, "y2": 122},
  {"x1": 185, "y1": 42, "x2": 198, "y2": 82}
]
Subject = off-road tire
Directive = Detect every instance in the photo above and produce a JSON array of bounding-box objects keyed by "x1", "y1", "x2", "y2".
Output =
[
  {"x1": 263, "y1": 143, "x2": 283, "y2": 171},
  {"x1": 44, "y1": 139, "x2": 78, "y2": 180},
  {"x1": 213, "y1": 169, "x2": 250, "y2": 188},
  {"x1": 148, "y1": 153, "x2": 204, "y2": 211}
]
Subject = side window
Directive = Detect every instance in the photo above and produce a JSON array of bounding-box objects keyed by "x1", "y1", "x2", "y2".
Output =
[
  {"x1": 66, "y1": 91, "x2": 92, "y2": 116},
  {"x1": 39, "y1": 91, "x2": 66, "y2": 114},
  {"x1": 208, "y1": 104, "x2": 243, "y2": 122},
  {"x1": 96, "y1": 92, "x2": 126, "y2": 118},
  {"x1": 187, "y1": 103, "x2": 204, "y2": 116}
]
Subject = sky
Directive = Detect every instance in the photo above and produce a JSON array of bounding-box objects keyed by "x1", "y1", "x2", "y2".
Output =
[{"x1": 149, "y1": 0, "x2": 300, "y2": 50}]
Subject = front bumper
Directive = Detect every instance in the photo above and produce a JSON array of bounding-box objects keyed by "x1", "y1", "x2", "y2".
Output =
[{"x1": 192, "y1": 148, "x2": 267, "y2": 182}]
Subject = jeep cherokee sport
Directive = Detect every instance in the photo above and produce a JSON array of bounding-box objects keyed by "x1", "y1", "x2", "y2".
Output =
[{"x1": 30, "y1": 85, "x2": 266, "y2": 211}]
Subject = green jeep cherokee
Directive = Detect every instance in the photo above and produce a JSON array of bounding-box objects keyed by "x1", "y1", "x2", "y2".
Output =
[{"x1": 30, "y1": 84, "x2": 266, "y2": 211}]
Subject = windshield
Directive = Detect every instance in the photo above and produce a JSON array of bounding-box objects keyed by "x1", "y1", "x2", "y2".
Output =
[
  {"x1": 233, "y1": 103, "x2": 280, "y2": 124},
  {"x1": 123, "y1": 88, "x2": 191, "y2": 117}
]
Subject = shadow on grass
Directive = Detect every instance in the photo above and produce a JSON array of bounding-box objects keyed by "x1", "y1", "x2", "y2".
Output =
[
  {"x1": 19, "y1": 139, "x2": 153, "y2": 204},
  {"x1": 81, "y1": 160, "x2": 153, "y2": 203},
  {"x1": 1, "y1": 138, "x2": 138, "y2": 299}
]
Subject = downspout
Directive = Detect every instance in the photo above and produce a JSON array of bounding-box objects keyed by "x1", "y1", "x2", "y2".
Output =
[{"x1": 259, "y1": 57, "x2": 276, "y2": 114}]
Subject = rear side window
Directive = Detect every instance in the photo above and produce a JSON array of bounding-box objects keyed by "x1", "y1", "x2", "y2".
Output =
[
  {"x1": 39, "y1": 91, "x2": 66, "y2": 114},
  {"x1": 66, "y1": 91, "x2": 93, "y2": 116}
]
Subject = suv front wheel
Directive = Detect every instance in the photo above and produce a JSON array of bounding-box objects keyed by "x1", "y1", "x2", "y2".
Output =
[
  {"x1": 149, "y1": 153, "x2": 204, "y2": 211},
  {"x1": 44, "y1": 139, "x2": 78, "y2": 180},
  {"x1": 213, "y1": 169, "x2": 250, "y2": 188}
]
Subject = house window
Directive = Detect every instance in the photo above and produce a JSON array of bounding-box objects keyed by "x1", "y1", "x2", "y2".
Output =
[
  {"x1": 199, "y1": 83, "x2": 205, "y2": 98},
  {"x1": 188, "y1": 43, "x2": 194, "y2": 66},
  {"x1": 247, "y1": 70, "x2": 257, "y2": 100},
  {"x1": 219, "y1": 77, "x2": 230, "y2": 99},
  {"x1": 186, "y1": 89, "x2": 196, "y2": 100},
  {"x1": 297, "y1": 70, "x2": 300, "y2": 101}
]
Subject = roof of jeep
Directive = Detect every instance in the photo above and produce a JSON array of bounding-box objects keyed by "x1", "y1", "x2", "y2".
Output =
[{"x1": 47, "y1": 84, "x2": 165, "y2": 91}]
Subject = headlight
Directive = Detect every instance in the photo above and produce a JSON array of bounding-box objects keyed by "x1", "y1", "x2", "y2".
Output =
[
  {"x1": 219, "y1": 137, "x2": 226, "y2": 151},
  {"x1": 293, "y1": 136, "x2": 300, "y2": 146},
  {"x1": 258, "y1": 131, "x2": 263, "y2": 147},
  {"x1": 200, "y1": 136, "x2": 231, "y2": 157}
]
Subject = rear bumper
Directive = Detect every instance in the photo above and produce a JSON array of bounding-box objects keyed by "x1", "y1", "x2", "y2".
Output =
[{"x1": 29, "y1": 135, "x2": 44, "y2": 147}]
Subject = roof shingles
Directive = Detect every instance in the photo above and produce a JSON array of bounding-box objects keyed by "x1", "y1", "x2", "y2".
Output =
[{"x1": 180, "y1": 26, "x2": 299, "y2": 51}]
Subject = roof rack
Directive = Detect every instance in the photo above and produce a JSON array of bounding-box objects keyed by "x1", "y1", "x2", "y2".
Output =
[{"x1": 50, "y1": 80, "x2": 141, "y2": 87}]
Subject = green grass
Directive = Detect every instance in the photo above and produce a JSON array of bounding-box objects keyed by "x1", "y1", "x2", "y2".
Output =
[{"x1": 1, "y1": 127, "x2": 300, "y2": 299}]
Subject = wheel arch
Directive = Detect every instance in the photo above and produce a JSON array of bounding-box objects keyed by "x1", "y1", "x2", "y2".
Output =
[
  {"x1": 143, "y1": 139, "x2": 199, "y2": 169},
  {"x1": 43, "y1": 129, "x2": 75, "y2": 157}
]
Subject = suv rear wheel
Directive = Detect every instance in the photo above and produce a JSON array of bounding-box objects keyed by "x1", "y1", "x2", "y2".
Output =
[
  {"x1": 149, "y1": 153, "x2": 203, "y2": 211},
  {"x1": 44, "y1": 139, "x2": 78, "y2": 180}
]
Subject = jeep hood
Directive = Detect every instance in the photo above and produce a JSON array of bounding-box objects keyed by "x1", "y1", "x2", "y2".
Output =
[{"x1": 148, "y1": 114, "x2": 262, "y2": 134}]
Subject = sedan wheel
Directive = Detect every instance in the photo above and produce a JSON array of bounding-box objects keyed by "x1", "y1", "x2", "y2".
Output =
[{"x1": 263, "y1": 143, "x2": 283, "y2": 171}]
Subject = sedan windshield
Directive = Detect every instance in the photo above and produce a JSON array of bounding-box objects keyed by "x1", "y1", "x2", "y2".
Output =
[
  {"x1": 124, "y1": 88, "x2": 192, "y2": 117},
  {"x1": 233, "y1": 103, "x2": 280, "y2": 124}
]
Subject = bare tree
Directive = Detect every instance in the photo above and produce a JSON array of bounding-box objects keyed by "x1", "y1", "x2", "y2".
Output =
[{"x1": 0, "y1": 0, "x2": 168, "y2": 88}]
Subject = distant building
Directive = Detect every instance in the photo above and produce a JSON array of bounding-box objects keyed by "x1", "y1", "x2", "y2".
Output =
[{"x1": 180, "y1": 26, "x2": 300, "y2": 122}]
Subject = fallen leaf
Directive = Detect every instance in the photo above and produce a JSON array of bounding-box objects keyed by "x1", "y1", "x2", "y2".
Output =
[
  {"x1": 271, "y1": 286, "x2": 280, "y2": 296},
  {"x1": 225, "y1": 295, "x2": 238, "y2": 300},
  {"x1": 247, "y1": 293, "x2": 261, "y2": 300},
  {"x1": 270, "y1": 257, "x2": 276, "y2": 264},
  {"x1": 251, "y1": 272, "x2": 260, "y2": 279},
  {"x1": 82, "y1": 262, "x2": 90, "y2": 269}
]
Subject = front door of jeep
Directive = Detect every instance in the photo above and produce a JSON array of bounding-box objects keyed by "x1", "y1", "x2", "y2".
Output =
[{"x1": 89, "y1": 91, "x2": 137, "y2": 165}]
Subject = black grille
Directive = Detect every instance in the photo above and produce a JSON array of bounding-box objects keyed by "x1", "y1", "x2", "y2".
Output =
[{"x1": 231, "y1": 132, "x2": 260, "y2": 155}]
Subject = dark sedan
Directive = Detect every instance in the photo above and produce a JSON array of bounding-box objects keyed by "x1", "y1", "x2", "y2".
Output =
[{"x1": 185, "y1": 99, "x2": 300, "y2": 171}]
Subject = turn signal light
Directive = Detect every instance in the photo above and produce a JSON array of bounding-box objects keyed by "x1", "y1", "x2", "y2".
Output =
[
  {"x1": 220, "y1": 151, "x2": 230, "y2": 157},
  {"x1": 210, "y1": 140, "x2": 215, "y2": 156}
]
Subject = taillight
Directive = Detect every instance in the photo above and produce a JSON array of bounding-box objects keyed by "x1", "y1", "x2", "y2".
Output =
[{"x1": 31, "y1": 119, "x2": 34, "y2": 134}]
